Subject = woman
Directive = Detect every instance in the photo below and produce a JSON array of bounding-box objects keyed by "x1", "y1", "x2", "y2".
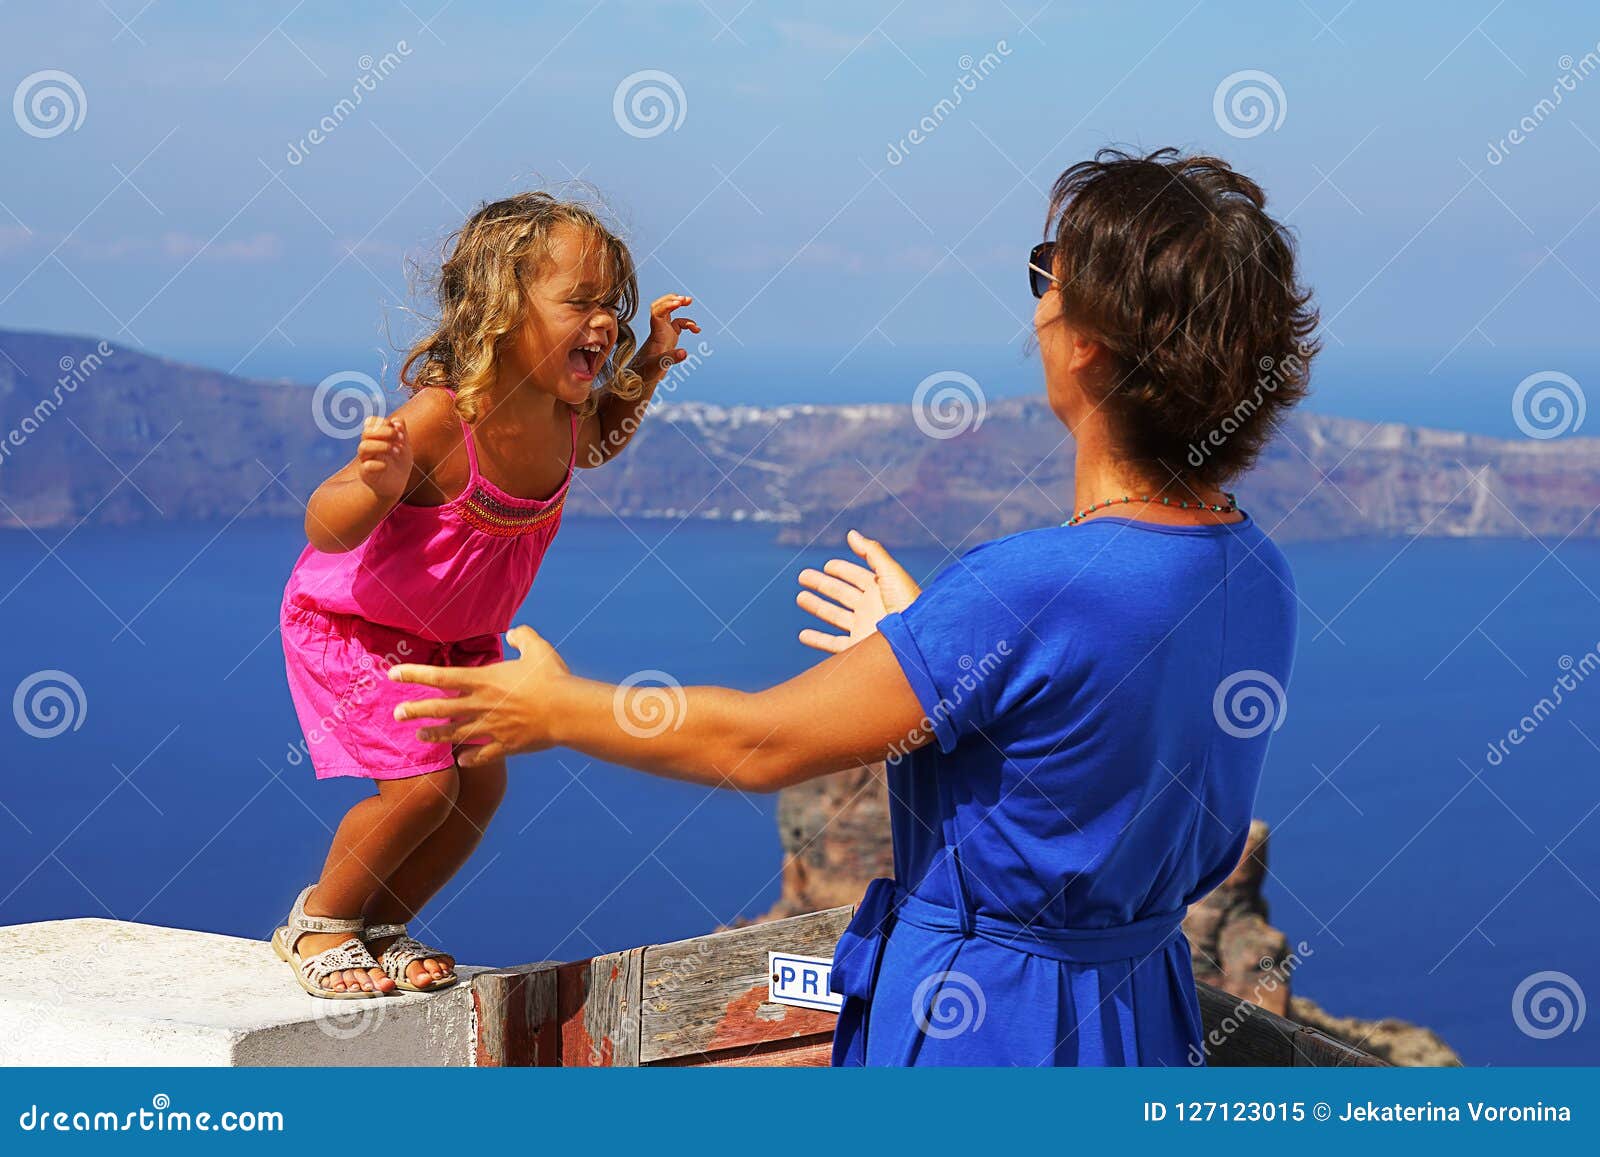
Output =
[{"x1": 389, "y1": 149, "x2": 1318, "y2": 1066}]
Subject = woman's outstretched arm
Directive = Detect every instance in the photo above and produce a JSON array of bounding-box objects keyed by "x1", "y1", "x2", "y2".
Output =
[{"x1": 388, "y1": 624, "x2": 930, "y2": 792}]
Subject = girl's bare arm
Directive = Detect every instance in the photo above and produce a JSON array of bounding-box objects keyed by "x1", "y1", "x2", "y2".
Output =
[{"x1": 303, "y1": 389, "x2": 455, "y2": 552}]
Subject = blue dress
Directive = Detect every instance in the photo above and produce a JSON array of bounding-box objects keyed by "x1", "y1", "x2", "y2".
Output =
[{"x1": 831, "y1": 514, "x2": 1297, "y2": 1066}]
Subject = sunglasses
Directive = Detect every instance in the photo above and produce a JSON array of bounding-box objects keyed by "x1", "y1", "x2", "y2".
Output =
[{"x1": 1027, "y1": 241, "x2": 1057, "y2": 299}]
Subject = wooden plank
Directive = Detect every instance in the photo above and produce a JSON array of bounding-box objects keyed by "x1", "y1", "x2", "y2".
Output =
[
  {"x1": 1292, "y1": 1026, "x2": 1387, "y2": 1068},
  {"x1": 474, "y1": 909, "x2": 1382, "y2": 1068},
  {"x1": 651, "y1": 1035, "x2": 836, "y2": 1068},
  {"x1": 1197, "y1": 983, "x2": 1292, "y2": 1066},
  {"x1": 471, "y1": 961, "x2": 560, "y2": 1067},
  {"x1": 557, "y1": 947, "x2": 645, "y2": 1067},
  {"x1": 639, "y1": 906, "x2": 854, "y2": 1064},
  {"x1": 1197, "y1": 983, "x2": 1386, "y2": 1067}
]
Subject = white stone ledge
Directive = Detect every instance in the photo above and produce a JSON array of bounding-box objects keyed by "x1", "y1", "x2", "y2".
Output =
[{"x1": 0, "y1": 918, "x2": 478, "y2": 1066}]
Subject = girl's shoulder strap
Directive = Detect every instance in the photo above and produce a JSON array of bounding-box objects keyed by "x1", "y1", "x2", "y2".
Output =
[
  {"x1": 459, "y1": 412, "x2": 481, "y2": 482},
  {"x1": 438, "y1": 386, "x2": 481, "y2": 482},
  {"x1": 563, "y1": 404, "x2": 584, "y2": 477}
]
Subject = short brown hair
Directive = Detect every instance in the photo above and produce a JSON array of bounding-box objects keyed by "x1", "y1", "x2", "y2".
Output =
[{"x1": 1045, "y1": 148, "x2": 1318, "y2": 485}]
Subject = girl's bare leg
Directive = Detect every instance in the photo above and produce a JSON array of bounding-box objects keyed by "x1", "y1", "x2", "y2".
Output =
[
  {"x1": 294, "y1": 768, "x2": 462, "y2": 993},
  {"x1": 363, "y1": 757, "x2": 508, "y2": 987}
]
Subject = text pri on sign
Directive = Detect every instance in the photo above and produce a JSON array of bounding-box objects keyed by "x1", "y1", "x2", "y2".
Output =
[{"x1": 767, "y1": 950, "x2": 843, "y2": 1013}]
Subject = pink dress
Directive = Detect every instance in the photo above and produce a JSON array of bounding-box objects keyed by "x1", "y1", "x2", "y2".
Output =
[{"x1": 281, "y1": 402, "x2": 576, "y2": 779}]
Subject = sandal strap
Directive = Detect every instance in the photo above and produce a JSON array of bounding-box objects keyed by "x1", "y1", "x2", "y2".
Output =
[
  {"x1": 365, "y1": 922, "x2": 408, "y2": 941},
  {"x1": 299, "y1": 937, "x2": 381, "y2": 987},
  {"x1": 285, "y1": 885, "x2": 365, "y2": 946},
  {"x1": 378, "y1": 934, "x2": 451, "y2": 982}
]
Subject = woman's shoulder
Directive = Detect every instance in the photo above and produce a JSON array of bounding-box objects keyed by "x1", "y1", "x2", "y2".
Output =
[
  {"x1": 950, "y1": 523, "x2": 1115, "y2": 577},
  {"x1": 945, "y1": 518, "x2": 1289, "y2": 603},
  {"x1": 928, "y1": 527, "x2": 1090, "y2": 613}
]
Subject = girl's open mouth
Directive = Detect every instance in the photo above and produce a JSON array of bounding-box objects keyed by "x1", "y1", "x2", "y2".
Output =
[{"x1": 567, "y1": 342, "x2": 605, "y2": 382}]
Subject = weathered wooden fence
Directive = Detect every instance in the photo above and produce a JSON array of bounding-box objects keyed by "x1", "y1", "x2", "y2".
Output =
[{"x1": 471, "y1": 905, "x2": 1382, "y2": 1068}]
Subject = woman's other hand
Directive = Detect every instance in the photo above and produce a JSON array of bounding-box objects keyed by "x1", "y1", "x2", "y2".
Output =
[{"x1": 796, "y1": 530, "x2": 922, "y2": 654}]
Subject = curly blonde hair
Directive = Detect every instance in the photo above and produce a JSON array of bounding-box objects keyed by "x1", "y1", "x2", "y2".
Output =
[{"x1": 401, "y1": 192, "x2": 641, "y2": 421}]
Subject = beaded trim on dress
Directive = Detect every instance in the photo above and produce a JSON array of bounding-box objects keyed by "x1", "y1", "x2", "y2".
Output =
[{"x1": 457, "y1": 485, "x2": 565, "y2": 537}]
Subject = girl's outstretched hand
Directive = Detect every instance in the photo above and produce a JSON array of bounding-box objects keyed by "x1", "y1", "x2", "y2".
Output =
[
  {"x1": 796, "y1": 530, "x2": 922, "y2": 654},
  {"x1": 389, "y1": 625, "x2": 569, "y2": 767},
  {"x1": 633, "y1": 293, "x2": 700, "y2": 374}
]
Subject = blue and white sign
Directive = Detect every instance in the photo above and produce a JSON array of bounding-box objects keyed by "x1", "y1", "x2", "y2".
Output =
[{"x1": 767, "y1": 950, "x2": 843, "y2": 1013}]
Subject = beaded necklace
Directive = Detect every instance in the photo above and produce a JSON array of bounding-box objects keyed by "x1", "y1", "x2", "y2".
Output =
[{"x1": 1065, "y1": 491, "x2": 1239, "y2": 527}]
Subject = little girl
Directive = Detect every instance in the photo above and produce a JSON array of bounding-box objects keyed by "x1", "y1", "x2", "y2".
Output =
[{"x1": 272, "y1": 192, "x2": 697, "y2": 998}]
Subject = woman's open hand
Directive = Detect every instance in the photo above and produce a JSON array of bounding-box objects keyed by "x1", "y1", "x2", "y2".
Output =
[
  {"x1": 389, "y1": 625, "x2": 569, "y2": 767},
  {"x1": 796, "y1": 530, "x2": 922, "y2": 654}
]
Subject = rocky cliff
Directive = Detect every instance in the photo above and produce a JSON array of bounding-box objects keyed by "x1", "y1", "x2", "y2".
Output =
[
  {"x1": 2, "y1": 327, "x2": 1597, "y2": 545},
  {"x1": 762, "y1": 766, "x2": 1461, "y2": 1067}
]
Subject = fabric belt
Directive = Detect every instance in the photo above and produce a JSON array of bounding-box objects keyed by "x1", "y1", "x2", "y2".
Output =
[
  {"x1": 435, "y1": 634, "x2": 500, "y2": 665},
  {"x1": 829, "y1": 877, "x2": 1185, "y2": 1066}
]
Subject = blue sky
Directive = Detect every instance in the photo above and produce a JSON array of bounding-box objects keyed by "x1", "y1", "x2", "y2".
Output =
[{"x1": 3, "y1": 1, "x2": 1598, "y2": 428}]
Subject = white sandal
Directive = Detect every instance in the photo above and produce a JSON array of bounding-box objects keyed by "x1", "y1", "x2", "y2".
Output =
[
  {"x1": 365, "y1": 922, "x2": 460, "y2": 993},
  {"x1": 271, "y1": 885, "x2": 388, "y2": 1000}
]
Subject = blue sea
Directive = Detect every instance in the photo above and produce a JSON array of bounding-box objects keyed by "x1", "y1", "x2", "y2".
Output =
[{"x1": 1, "y1": 516, "x2": 1597, "y2": 1066}]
